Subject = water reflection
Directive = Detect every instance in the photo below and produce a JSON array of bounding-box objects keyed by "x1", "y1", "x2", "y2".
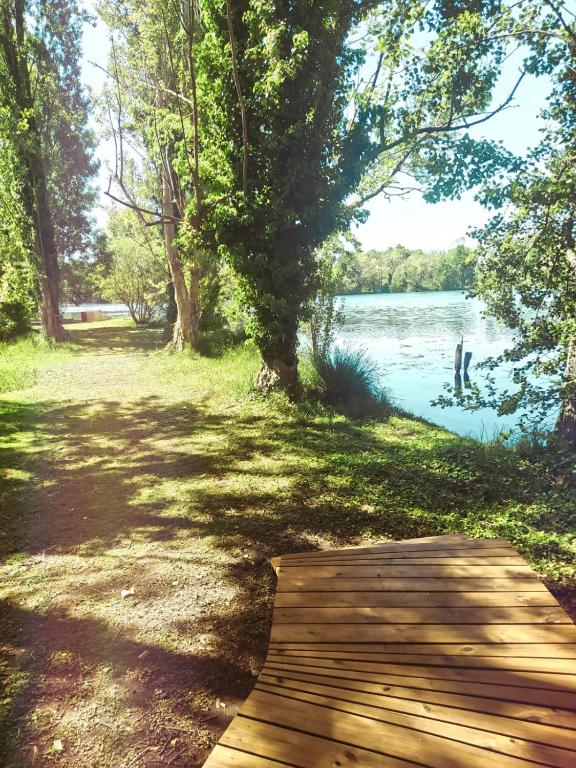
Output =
[{"x1": 336, "y1": 291, "x2": 521, "y2": 440}]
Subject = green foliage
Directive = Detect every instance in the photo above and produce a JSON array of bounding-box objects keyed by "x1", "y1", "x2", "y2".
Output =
[
  {"x1": 98, "y1": 210, "x2": 167, "y2": 325},
  {"x1": 60, "y1": 231, "x2": 112, "y2": 305},
  {"x1": 307, "y1": 233, "x2": 358, "y2": 356},
  {"x1": 0, "y1": 0, "x2": 97, "y2": 340},
  {"x1": 437, "y1": 2, "x2": 576, "y2": 440},
  {"x1": 306, "y1": 344, "x2": 391, "y2": 417},
  {"x1": 340, "y1": 244, "x2": 475, "y2": 293},
  {"x1": 0, "y1": 303, "x2": 31, "y2": 342},
  {"x1": 184, "y1": 0, "x2": 512, "y2": 383}
]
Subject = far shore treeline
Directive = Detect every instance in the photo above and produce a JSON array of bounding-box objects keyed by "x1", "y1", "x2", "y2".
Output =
[
  {"x1": 58, "y1": 242, "x2": 475, "y2": 305},
  {"x1": 338, "y1": 244, "x2": 474, "y2": 295}
]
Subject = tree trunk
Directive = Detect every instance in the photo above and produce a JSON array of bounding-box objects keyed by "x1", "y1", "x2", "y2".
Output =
[
  {"x1": 162, "y1": 166, "x2": 200, "y2": 351},
  {"x1": 256, "y1": 323, "x2": 301, "y2": 398},
  {"x1": 162, "y1": 280, "x2": 177, "y2": 344},
  {"x1": 556, "y1": 340, "x2": 576, "y2": 447},
  {"x1": 256, "y1": 355, "x2": 300, "y2": 398},
  {"x1": 30, "y1": 152, "x2": 69, "y2": 342}
]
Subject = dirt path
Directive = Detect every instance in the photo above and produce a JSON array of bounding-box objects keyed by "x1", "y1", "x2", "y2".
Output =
[{"x1": 1, "y1": 323, "x2": 272, "y2": 768}]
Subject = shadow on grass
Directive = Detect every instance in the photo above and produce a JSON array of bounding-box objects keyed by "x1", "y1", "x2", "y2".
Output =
[
  {"x1": 67, "y1": 323, "x2": 164, "y2": 355},
  {"x1": 1, "y1": 321, "x2": 576, "y2": 764},
  {"x1": 2, "y1": 389, "x2": 575, "y2": 569}
]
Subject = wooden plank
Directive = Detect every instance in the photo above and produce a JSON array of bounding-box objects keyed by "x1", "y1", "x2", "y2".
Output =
[
  {"x1": 266, "y1": 650, "x2": 576, "y2": 673},
  {"x1": 259, "y1": 667, "x2": 576, "y2": 729},
  {"x1": 267, "y1": 642, "x2": 576, "y2": 658},
  {"x1": 276, "y1": 577, "x2": 547, "y2": 592},
  {"x1": 269, "y1": 622, "x2": 576, "y2": 644},
  {"x1": 240, "y1": 690, "x2": 541, "y2": 768},
  {"x1": 205, "y1": 534, "x2": 576, "y2": 768},
  {"x1": 279, "y1": 556, "x2": 526, "y2": 567},
  {"x1": 278, "y1": 564, "x2": 535, "y2": 579},
  {"x1": 257, "y1": 677, "x2": 576, "y2": 763},
  {"x1": 264, "y1": 655, "x2": 576, "y2": 691},
  {"x1": 281, "y1": 546, "x2": 518, "y2": 563},
  {"x1": 274, "y1": 590, "x2": 558, "y2": 607},
  {"x1": 272, "y1": 606, "x2": 570, "y2": 625},
  {"x1": 278, "y1": 535, "x2": 512, "y2": 560},
  {"x1": 263, "y1": 661, "x2": 576, "y2": 709},
  {"x1": 204, "y1": 745, "x2": 294, "y2": 768},
  {"x1": 221, "y1": 716, "x2": 422, "y2": 768}
]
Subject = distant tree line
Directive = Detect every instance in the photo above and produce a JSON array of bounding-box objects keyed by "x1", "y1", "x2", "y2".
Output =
[{"x1": 339, "y1": 244, "x2": 475, "y2": 295}]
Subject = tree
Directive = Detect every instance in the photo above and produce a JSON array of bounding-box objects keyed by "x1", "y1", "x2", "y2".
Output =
[
  {"x1": 99, "y1": 0, "x2": 228, "y2": 351},
  {"x1": 308, "y1": 233, "x2": 357, "y2": 356},
  {"x1": 195, "y1": 0, "x2": 520, "y2": 395},
  {"x1": 60, "y1": 231, "x2": 113, "y2": 305},
  {"x1": 99, "y1": 209, "x2": 167, "y2": 325},
  {"x1": 0, "y1": 99, "x2": 35, "y2": 338},
  {"x1": 0, "y1": 0, "x2": 96, "y2": 341},
  {"x1": 435, "y1": 1, "x2": 576, "y2": 446}
]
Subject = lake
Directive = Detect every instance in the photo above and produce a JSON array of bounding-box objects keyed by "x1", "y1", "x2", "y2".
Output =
[
  {"x1": 64, "y1": 293, "x2": 538, "y2": 439},
  {"x1": 336, "y1": 291, "x2": 529, "y2": 440}
]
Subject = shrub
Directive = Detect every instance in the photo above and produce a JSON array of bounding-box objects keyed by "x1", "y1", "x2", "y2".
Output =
[
  {"x1": 196, "y1": 327, "x2": 248, "y2": 358},
  {"x1": 0, "y1": 302, "x2": 31, "y2": 342},
  {"x1": 307, "y1": 344, "x2": 391, "y2": 417}
]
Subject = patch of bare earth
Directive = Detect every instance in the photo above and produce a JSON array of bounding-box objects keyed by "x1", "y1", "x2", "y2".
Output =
[{"x1": 1, "y1": 325, "x2": 274, "y2": 767}]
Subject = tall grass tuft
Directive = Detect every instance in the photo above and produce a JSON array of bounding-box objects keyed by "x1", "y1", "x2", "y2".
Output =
[{"x1": 307, "y1": 344, "x2": 392, "y2": 417}]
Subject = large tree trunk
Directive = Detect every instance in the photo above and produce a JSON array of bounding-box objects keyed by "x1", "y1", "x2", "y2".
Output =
[
  {"x1": 256, "y1": 322, "x2": 301, "y2": 399},
  {"x1": 162, "y1": 166, "x2": 200, "y2": 351},
  {"x1": 30, "y1": 151, "x2": 69, "y2": 342},
  {"x1": 256, "y1": 356, "x2": 300, "y2": 398},
  {"x1": 556, "y1": 340, "x2": 576, "y2": 447},
  {"x1": 5, "y1": 1, "x2": 68, "y2": 342}
]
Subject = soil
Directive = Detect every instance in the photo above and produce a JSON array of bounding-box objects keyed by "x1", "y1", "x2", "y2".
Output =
[{"x1": 1, "y1": 324, "x2": 275, "y2": 767}]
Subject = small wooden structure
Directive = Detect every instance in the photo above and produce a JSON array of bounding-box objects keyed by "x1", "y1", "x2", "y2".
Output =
[{"x1": 203, "y1": 533, "x2": 576, "y2": 767}]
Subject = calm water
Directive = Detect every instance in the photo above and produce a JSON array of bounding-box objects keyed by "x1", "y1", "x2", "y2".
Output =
[
  {"x1": 336, "y1": 291, "x2": 529, "y2": 439},
  {"x1": 61, "y1": 303, "x2": 129, "y2": 319}
]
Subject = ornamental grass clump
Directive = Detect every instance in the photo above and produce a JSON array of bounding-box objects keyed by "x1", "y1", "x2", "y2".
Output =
[{"x1": 308, "y1": 345, "x2": 391, "y2": 418}]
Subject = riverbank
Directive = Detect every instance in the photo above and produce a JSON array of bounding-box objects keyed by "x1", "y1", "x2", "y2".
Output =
[{"x1": 1, "y1": 320, "x2": 575, "y2": 767}]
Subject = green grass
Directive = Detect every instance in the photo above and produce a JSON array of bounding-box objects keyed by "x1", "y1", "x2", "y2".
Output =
[
  {"x1": 0, "y1": 333, "x2": 79, "y2": 393},
  {"x1": 0, "y1": 320, "x2": 575, "y2": 766}
]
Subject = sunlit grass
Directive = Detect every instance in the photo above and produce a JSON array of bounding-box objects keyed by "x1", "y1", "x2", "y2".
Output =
[
  {"x1": 0, "y1": 332, "x2": 79, "y2": 393},
  {"x1": 0, "y1": 319, "x2": 575, "y2": 765}
]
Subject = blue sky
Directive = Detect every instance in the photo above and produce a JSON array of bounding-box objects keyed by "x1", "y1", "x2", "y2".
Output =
[{"x1": 81, "y1": 12, "x2": 550, "y2": 251}]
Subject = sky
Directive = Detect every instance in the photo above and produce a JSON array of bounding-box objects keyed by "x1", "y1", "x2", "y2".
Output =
[{"x1": 80, "y1": 10, "x2": 551, "y2": 252}]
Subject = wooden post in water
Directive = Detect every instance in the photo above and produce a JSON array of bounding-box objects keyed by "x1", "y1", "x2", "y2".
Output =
[
  {"x1": 455, "y1": 339, "x2": 463, "y2": 372},
  {"x1": 464, "y1": 351, "x2": 472, "y2": 373}
]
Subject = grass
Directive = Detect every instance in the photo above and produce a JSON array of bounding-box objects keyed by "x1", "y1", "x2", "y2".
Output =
[
  {"x1": 0, "y1": 333, "x2": 79, "y2": 393},
  {"x1": 0, "y1": 319, "x2": 575, "y2": 767}
]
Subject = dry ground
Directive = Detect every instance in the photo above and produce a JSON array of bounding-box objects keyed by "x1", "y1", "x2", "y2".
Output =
[{"x1": 1, "y1": 323, "x2": 276, "y2": 767}]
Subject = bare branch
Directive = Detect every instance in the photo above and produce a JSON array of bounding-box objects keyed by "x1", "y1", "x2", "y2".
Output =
[
  {"x1": 104, "y1": 184, "x2": 179, "y2": 226},
  {"x1": 375, "y1": 71, "x2": 526, "y2": 158}
]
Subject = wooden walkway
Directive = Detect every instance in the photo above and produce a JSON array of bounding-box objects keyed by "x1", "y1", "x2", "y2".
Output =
[{"x1": 203, "y1": 533, "x2": 576, "y2": 767}]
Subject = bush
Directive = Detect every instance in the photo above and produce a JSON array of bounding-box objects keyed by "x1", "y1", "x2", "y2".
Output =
[
  {"x1": 307, "y1": 344, "x2": 392, "y2": 417},
  {"x1": 196, "y1": 326, "x2": 248, "y2": 357},
  {"x1": 0, "y1": 302, "x2": 31, "y2": 342}
]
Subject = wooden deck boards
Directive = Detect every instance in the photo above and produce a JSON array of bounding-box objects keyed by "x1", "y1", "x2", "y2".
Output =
[{"x1": 203, "y1": 534, "x2": 576, "y2": 767}]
